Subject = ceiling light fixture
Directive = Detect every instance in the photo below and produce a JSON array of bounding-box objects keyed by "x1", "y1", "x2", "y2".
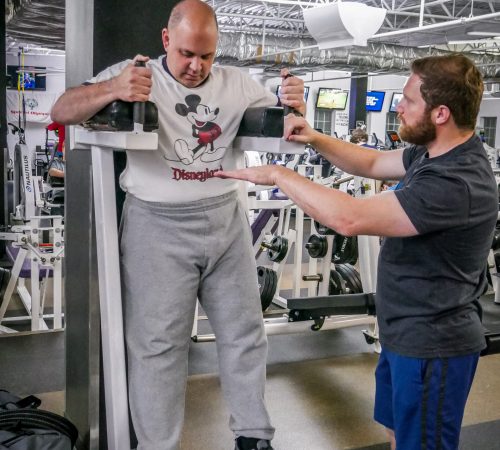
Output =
[{"x1": 466, "y1": 31, "x2": 500, "y2": 37}]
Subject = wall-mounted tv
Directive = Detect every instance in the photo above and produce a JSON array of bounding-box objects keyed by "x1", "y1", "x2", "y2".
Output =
[
  {"x1": 389, "y1": 92, "x2": 403, "y2": 113},
  {"x1": 6, "y1": 65, "x2": 47, "y2": 91},
  {"x1": 366, "y1": 91, "x2": 385, "y2": 112},
  {"x1": 316, "y1": 88, "x2": 349, "y2": 110},
  {"x1": 276, "y1": 85, "x2": 310, "y2": 102}
]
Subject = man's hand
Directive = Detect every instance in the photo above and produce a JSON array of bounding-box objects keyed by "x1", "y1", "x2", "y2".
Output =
[
  {"x1": 280, "y1": 68, "x2": 306, "y2": 116},
  {"x1": 111, "y1": 54, "x2": 152, "y2": 102},
  {"x1": 215, "y1": 165, "x2": 286, "y2": 186},
  {"x1": 283, "y1": 115, "x2": 321, "y2": 145}
]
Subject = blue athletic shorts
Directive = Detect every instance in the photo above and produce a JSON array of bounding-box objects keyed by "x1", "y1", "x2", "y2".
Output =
[{"x1": 374, "y1": 347, "x2": 479, "y2": 450}]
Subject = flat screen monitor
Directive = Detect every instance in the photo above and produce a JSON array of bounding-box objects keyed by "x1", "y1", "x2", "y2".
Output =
[
  {"x1": 276, "y1": 85, "x2": 310, "y2": 102},
  {"x1": 389, "y1": 92, "x2": 403, "y2": 113},
  {"x1": 387, "y1": 130, "x2": 401, "y2": 144},
  {"x1": 6, "y1": 65, "x2": 46, "y2": 91},
  {"x1": 316, "y1": 88, "x2": 349, "y2": 110},
  {"x1": 366, "y1": 91, "x2": 385, "y2": 112}
]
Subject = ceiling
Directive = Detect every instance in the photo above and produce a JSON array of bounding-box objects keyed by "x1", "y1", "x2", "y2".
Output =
[{"x1": 5, "y1": 0, "x2": 500, "y2": 77}]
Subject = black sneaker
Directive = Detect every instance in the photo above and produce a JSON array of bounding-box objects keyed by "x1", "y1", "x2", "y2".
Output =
[{"x1": 235, "y1": 436, "x2": 274, "y2": 450}]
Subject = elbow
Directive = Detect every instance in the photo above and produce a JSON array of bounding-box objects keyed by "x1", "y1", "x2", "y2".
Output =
[
  {"x1": 50, "y1": 109, "x2": 60, "y2": 123},
  {"x1": 50, "y1": 94, "x2": 76, "y2": 124},
  {"x1": 334, "y1": 220, "x2": 358, "y2": 237},
  {"x1": 50, "y1": 105, "x2": 63, "y2": 124},
  {"x1": 320, "y1": 214, "x2": 357, "y2": 237}
]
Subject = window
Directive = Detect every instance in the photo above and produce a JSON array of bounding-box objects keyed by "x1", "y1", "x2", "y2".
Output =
[
  {"x1": 385, "y1": 112, "x2": 400, "y2": 134},
  {"x1": 385, "y1": 112, "x2": 401, "y2": 148},
  {"x1": 483, "y1": 117, "x2": 497, "y2": 147},
  {"x1": 314, "y1": 109, "x2": 333, "y2": 135}
]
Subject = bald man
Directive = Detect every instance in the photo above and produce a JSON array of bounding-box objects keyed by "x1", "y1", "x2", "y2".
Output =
[{"x1": 52, "y1": 1, "x2": 305, "y2": 449}]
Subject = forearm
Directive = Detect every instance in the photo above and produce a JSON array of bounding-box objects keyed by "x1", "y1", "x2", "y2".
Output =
[
  {"x1": 51, "y1": 79, "x2": 118, "y2": 125},
  {"x1": 310, "y1": 133, "x2": 380, "y2": 178}
]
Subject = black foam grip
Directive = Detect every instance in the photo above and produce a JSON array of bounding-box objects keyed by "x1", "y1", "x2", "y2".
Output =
[
  {"x1": 236, "y1": 107, "x2": 284, "y2": 138},
  {"x1": 133, "y1": 60, "x2": 146, "y2": 125},
  {"x1": 282, "y1": 74, "x2": 298, "y2": 117}
]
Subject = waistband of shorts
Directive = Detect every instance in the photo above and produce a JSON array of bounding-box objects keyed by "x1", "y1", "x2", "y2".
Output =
[{"x1": 125, "y1": 190, "x2": 238, "y2": 214}]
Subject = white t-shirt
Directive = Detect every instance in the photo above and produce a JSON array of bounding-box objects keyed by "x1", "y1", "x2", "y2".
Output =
[{"x1": 89, "y1": 56, "x2": 277, "y2": 203}]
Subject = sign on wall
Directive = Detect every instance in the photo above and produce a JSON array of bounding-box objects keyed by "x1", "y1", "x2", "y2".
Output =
[
  {"x1": 334, "y1": 111, "x2": 350, "y2": 138},
  {"x1": 6, "y1": 90, "x2": 59, "y2": 124}
]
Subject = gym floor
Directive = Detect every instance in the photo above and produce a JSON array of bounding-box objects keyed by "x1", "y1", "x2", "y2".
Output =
[{"x1": 1, "y1": 295, "x2": 500, "y2": 449}]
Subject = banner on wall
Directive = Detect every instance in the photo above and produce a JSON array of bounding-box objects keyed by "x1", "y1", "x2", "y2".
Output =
[
  {"x1": 6, "y1": 90, "x2": 58, "y2": 124},
  {"x1": 334, "y1": 111, "x2": 350, "y2": 138}
]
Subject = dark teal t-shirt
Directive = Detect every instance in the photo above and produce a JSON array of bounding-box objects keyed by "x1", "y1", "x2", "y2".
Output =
[{"x1": 376, "y1": 135, "x2": 497, "y2": 358}]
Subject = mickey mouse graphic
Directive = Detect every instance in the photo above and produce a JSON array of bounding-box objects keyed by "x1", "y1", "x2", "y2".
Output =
[{"x1": 169, "y1": 94, "x2": 226, "y2": 165}]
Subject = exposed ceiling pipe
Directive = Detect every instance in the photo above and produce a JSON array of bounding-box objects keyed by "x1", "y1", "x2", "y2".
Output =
[
  {"x1": 5, "y1": 0, "x2": 30, "y2": 23},
  {"x1": 373, "y1": 10, "x2": 500, "y2": 39},
  {"x1": 215, "y1": 32, "x2": 500, "y2": 79},
  {"x1": 239, "y1": 10, "x2": 500, "y2": 62},
  {"x1": 419, "y1": 0, "x2": 426, "y2": 27}
]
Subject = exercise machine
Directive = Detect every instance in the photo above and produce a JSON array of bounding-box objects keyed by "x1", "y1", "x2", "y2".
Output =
[{"x1": 1, "y1": 119, "x2": 65, "y2": 333}]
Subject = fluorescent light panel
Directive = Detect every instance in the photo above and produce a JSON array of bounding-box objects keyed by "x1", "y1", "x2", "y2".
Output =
[{"x1": 466, "y1": 31, "x2": 500, "y2": 37}]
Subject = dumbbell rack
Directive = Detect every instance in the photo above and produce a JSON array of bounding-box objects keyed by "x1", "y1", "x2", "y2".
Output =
[
  {"x1": 72, "y1": 127, "x2": 158, "y2": 450},
  {"x1": 257, "y1": 166, "x2": 379, "y2": 339}
]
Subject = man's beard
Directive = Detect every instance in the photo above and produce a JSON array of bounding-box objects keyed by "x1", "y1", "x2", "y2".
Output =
[{"x1": 398, "y1": 109, "x2": 436, "y2": 146}]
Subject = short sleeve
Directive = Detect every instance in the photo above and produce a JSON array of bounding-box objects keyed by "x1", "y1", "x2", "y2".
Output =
[
  {"x1": 85, "y1": 60, "x2": 131, "y2": 84},
  {"x1": 395, "y1": 167, "x2": 470, "y2": 234},
  {"x1": 236, "y1": 69, "x2": 278, "y2": 109},
  {"x1": 402, "y1": 145, "x2": 424, "y2": 170}
]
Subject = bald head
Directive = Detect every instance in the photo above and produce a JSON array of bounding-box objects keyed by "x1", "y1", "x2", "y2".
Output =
[
  {"x1": 162, "y1": 0, "x2": 219, "y2": 87},
  {"x1": 168, "y1": 0, "x2": 218, "y2": 31}
]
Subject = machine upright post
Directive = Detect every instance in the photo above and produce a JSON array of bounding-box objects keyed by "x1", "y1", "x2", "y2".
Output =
[
  {"x1": 90, "y1": 145, "x2": 131, "y2": 450},
  {"x1": 72, "y1": 128, "x2": 158, "y2": 450}
]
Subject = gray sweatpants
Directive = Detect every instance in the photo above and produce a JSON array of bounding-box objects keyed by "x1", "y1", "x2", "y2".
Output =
[{"x1": 120, "y1": 191, "x2": 274, "y2": 450}]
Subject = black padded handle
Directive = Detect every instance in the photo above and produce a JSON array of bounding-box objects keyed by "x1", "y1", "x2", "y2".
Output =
[
  {"x1": 282, "y1": 74, "x2": 293, "y2": 116},
  {"x1": 133, "y1": 60, "x2": 146, "y2": 127},
  {"x1": 282, "y1": 73, "x2": 303, "y2": 117}
]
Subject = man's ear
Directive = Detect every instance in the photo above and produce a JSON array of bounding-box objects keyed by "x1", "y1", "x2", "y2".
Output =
[
  {"x1": 161, "y1": 28, "x2": 170, "y2": 52},
  {"x1": 433, "y1": 105, "x2": 451, "y2": 126}
]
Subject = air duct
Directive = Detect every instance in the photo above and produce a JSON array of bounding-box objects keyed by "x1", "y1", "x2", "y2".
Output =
[
  {"x1": 215, "y1": 32, "x2": 500, "y2": 80},
  {"x1": 6, "y1": 0, "x2": 65, "y2": 50}
]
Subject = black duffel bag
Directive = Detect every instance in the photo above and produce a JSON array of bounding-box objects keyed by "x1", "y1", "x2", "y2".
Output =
[
  {"x1": 0, "y1": 391, "x2": 41, "y2": 412},
  {"x1": 0, "y1": 409, "x2": 78, "y2": 450},
  {"x1": 0, "y1": 391, "x2": 78, "y2": 450}
]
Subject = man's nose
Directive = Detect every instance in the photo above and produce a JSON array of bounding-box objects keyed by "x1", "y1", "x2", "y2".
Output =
[{"x1": 189, "y1": 57, "x2": 202, "y2": 72}]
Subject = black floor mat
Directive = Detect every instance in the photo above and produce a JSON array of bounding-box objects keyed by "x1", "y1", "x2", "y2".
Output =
[{"x1": 353, "y1": 419, "x2": 500, "y2": 450}]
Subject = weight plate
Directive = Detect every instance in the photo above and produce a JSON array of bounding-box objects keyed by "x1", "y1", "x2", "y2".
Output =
[
  {"x1": 268, "y1": 236, "x2": 288, "y2": 262},
  {"x1": 343, "y1": 263, "x2": 363, "y2": 293},
  {"x1": 335, "y1": 263, "x2": 363, "y2": 294},
  {"x1": 342, "y1": 263, "x2": 363, "y2": 294},
  {"x1": 306, "y1": 234, "x2": 328, "y2": 258},
  {"x1": 347, "y1": 264, "x2": 362, "y2": 293},
  {"x1": 332, "y1": 235, "x2": 358, "y2": 265},
  {"x1": 329, "y1": 269, "x2": 346, "y2": 295},
  {"x1": 258, "y1": 266, "x2": 278, "y2": 311},
  {"x1": 262, "y1": 268, "x2": 273, "y2": 310},
  {"x1": 267, "y1": 269, "x2": 278, "y2": 309}
]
